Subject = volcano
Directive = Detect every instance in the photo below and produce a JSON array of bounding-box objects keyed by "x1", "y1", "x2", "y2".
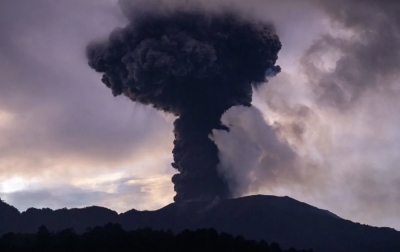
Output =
[{"x1": 1, "y1": 195, "x2": 399, "y2": 252}]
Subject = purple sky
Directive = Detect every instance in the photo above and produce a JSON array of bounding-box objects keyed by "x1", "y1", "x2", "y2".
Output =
[{"x1": 1, "y1": 0, "x2": 399, "y2": 230}]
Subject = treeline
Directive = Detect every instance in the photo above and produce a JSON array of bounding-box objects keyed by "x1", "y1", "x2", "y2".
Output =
[{"x1": 0, "y1": 223, "x2": 313, "y2": 252}]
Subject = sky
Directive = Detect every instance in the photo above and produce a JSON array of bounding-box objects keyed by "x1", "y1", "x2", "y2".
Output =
[{"x1": 1, "y1": 0, "x2": 400, "y2": 230}]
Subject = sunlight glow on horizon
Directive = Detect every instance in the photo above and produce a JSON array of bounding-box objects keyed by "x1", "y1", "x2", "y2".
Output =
[{"x1": 0, "y1": 177, "x2": 34, "y2": 194}]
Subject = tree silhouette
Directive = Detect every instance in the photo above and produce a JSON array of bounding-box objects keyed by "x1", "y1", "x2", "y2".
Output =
[{"x1": 0, "y1": 224, "x2": 313, "y2": 252}]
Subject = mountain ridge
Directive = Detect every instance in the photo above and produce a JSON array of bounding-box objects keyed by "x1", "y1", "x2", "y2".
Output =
[{"x1": 1, "y1": 195, "x2": 399, "y2": 252}]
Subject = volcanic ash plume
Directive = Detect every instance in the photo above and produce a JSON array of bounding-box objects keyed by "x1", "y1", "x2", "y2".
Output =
[{"x1": 86, "y1": 9, "x2": 281, "y2": 202}]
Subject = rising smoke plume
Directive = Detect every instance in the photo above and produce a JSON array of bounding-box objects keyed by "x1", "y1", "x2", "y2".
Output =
[{"x1": 86, "y1": 3, "x2": 281, "y2": 202}]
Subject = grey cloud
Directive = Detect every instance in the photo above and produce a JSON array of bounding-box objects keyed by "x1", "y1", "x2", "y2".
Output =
[
  {"x1": 297, "y1": 0, "x2": 400, "y2": 227},
  {"x1": 0, "y1": 0, "x2": 174, "y2": 177},
  {"x1": 254, "y1": 72, "x2": 315, "y2": 144},
  {"x1": 303, "y1": 0, "x2": 400, "y2": 109},
  {"x1": 317, "y1": 165, "x2": 400, "y2": 229}
]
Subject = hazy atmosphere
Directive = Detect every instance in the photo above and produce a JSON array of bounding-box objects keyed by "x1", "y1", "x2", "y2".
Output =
[{"x1": 1, "y1": 0, "x2": 399, "y2": 230}]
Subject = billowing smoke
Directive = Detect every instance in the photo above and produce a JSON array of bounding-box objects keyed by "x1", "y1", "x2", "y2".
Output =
[
  {"x1": 211, "y1": 106, "x2": 298, "y2": 196},
  {"x1": 86, "y1": 5, "x2": 281, "y2": 202}
]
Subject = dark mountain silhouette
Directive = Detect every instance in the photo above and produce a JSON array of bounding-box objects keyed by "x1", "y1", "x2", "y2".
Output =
[
  {"x1": 0, "y1": 199, "x2": 20, "y2": 235},
  {"x1": 17, "y1": 206, "x2": 118, "y2": 234},
  {"x1": 1, "y1": 195, "x2": 399, "y2": 252}
]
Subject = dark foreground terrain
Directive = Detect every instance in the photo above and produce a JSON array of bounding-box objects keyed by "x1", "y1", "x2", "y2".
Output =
[
  {"x1": 1, "y1": 195, "x2": 399, "y2": 252},
  {"x1": 0, "y1": 224, "x2": 311, "y2": 252}
]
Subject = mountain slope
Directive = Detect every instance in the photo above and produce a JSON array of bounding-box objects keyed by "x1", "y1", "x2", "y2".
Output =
[
  {"x1": 1, "y1": 195, "x2": 399, "y2": 252},
  {"x1": 119, "y1": 195, "x2": 400, "y2": 252},
  {"x1": 0, "y1": 199, "x2": 20, "y2": 234}
]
